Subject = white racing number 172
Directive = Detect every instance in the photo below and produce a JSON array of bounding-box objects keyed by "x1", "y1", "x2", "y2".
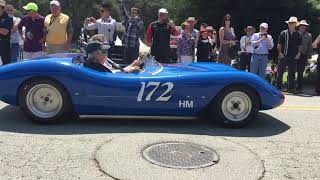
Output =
[{"x1": 137, "y1": 82, "x2": 174, "y2": 102}]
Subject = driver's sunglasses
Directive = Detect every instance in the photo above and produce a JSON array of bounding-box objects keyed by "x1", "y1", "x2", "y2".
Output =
[
  {"x1": 6, "y1": 9, "x2": 14, "y2": 12},
  {"x1": 100, "y1": 9, "x2": 106, "y2": 13}
]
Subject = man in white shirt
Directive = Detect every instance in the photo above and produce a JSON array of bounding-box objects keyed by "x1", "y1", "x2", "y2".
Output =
[
  {"x1": 84, "y1": 2, "x2": 117, "y2": 45},
  {"x1": 239, "y1": 26, "x2": 255, "y2": 71}
]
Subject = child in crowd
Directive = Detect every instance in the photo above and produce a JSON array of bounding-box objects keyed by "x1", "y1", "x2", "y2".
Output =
[
  {"x1": 177, "y1": 22, "x2": 195, "y2": 63},
  {"x1": 196, "y1": 28, "x2": 212, "y2": 62}
]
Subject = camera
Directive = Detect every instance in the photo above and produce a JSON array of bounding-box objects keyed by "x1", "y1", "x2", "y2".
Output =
[{"x1": 260, "y1": 32, "x2": 268, "y2": 38}]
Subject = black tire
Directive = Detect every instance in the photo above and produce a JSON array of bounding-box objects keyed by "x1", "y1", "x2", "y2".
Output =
[
  {"x1": 19, "y1": 78, "x2": 73, "y2": 124},
  {"x1": 210, "y1": 85, "x2": 259, "y2": 128}
]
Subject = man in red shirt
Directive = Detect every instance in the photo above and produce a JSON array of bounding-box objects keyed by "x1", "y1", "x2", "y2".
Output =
[{"x1": 146, "y1": 8, "x2": 178, "y2": 63}]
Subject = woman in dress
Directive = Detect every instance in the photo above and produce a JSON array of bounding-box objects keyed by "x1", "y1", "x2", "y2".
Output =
[{"x1": 218, "y1": 14, "x2": 236, "y2": 65}]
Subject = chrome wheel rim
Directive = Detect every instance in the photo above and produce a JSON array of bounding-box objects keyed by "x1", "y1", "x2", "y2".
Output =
[
  {"x1": 26, "y1": 84, "x2": 63, "y2": 119},
  {"x1": 221, "y1": 91, "x2": 252, "y2": 122}
]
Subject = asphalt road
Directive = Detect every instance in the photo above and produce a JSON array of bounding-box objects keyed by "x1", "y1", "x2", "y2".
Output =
[{"x1": 0, "y1": 88, "x2": 319, "y2": 180}]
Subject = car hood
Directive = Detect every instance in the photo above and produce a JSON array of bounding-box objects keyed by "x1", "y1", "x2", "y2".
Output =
[{"x1": 162, "y1": 63, "x2": 236, "y2": 73}]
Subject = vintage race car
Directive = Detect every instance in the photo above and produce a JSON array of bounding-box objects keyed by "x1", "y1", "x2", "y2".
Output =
[{"x1": 0, "y1": 54, "x2": 284, "y2": 128}]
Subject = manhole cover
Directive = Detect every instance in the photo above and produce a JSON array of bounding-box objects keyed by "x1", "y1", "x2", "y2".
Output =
[{"x1": 142, "y1": 142, "x2": 219, "y2": 169}]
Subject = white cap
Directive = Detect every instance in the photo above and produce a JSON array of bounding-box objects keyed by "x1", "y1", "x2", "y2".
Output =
[
  {"x1": 158, "y1": 8, "x2": 168, "y2": 14},
  {"x1": 50, "y1": 0, "x2": 60, "y2": 7},
  {"x1": 260, "y1": 23, "x2": 268, "y2": 29}
]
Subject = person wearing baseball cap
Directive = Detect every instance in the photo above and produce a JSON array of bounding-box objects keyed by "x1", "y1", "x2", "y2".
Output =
[
  {"x1": 0, "y1": 0, "x2": 13, "y2": 65},
  {"x1": 276, "y1": 17, "x2": 303, "y2": 93},
  {"x1": 250, "y1": 22, "x2": 274, "y2": 78},
  {"x1": 146, "y1": 8, "x2": 179, "y2": 63},
  {"x1": 44, "y1": 0, "x2": 73, "y2": 54},
  {"x1": 239, "y1": 26, "x2": 255, "y2": 71},
  {"x1": 296, "y1": 20, "x2": 312, "y2": 93},
  {"x1": 18, "y1": 2, "x2": 45, "y2": 60},
  {"x1": 84, "y1": 41, "x2": 141, "y2": 73}
]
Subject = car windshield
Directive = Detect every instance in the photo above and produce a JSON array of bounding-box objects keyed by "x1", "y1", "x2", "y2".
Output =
[{"x1": 140, "y1": 54, "x2": 163, "y2": 75}]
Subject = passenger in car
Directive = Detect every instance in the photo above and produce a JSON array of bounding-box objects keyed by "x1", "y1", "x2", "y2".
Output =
[{"x1": 84, "y1": 41, "x2": 141, "y2": 73}]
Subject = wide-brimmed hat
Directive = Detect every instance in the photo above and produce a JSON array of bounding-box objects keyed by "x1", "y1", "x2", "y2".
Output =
[
  {"x1": 299, "y1": 20, "x2": 309, "y2": 26},
  {"x1": 0, "y1": 0, "x2": 5, "y2": 7},
  {"x1": 23, "y1": 2, "x2": 38, "y2": 11},
  {"x1": 286, "y1": 17, "x2": 299, "y2": 24},
  {"x1": 244, "y1": 26, "x2": 256, "y2": 32}
]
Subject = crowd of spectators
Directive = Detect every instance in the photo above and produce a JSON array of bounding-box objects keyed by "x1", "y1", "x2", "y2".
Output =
[{"x1": 0, "y1": 0, "x2": 320, "y2": 94}]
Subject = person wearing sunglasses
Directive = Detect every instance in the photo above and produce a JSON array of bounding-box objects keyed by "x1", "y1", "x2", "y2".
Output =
[
  {"x1": 84, "y1": 41, "x2": 141, "y2": 73},
  {"x1": 276, "y1": 17, "x2": 303, "y2": 93},
  {"x1": 5, "y1": 4, "x2": 21, "y2": 63},
  {"x1": 18, "y1": 2, "x2": 45, "y2": 60},
  {"x1": 0, "y1": 0, "x2": 13, "y2": 65},
  {"x1": 84, "y1": 2, "x2": 117, "y2": 46},
  {"x1": 118, "y1": 0, "x2": 143, "y2": 64},
  {"x1": 218, "y1": 14, "x2": 236, "y2": 65},
  {"x1": 206, "y1": 26, "x2": 218, "y2": 61},
  {"x1": 44, "y1": 0, "x2": 73, "y2": 54}
]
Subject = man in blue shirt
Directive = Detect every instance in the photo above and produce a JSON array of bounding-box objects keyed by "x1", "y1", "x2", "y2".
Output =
[{"x1": 250, "y1": 23, "x2": 274, "y2": 78}]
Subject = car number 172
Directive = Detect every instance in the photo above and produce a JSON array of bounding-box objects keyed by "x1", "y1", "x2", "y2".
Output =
[{"x1": 137, "y1": 82, "x2": 174, "y2": 102}]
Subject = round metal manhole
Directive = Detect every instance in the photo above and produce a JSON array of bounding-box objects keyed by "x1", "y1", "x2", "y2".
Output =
[{"x1": 142, "y1": 142, "x2": 219, "y2": 169}]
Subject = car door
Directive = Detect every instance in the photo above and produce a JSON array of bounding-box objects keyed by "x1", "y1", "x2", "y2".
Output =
[
  {"x1": 135, "y1": 67, "x2": 198, "y2": 117},
  {"x1": 80, "y1": 71, "x2": 142, "y2": 115}
]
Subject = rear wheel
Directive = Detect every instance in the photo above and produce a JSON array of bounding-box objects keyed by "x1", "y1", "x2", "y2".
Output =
[
  {"x1": 211, "y1": 86, "x2": 259, "y2": 128},
  {"x1": 19, "y1": 79, "x2": 73, "y2": 124}
]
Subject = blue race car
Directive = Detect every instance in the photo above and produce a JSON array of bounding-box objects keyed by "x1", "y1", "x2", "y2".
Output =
[{"x1": 0, "y1": 53, "x2": 284, "y2": 128}]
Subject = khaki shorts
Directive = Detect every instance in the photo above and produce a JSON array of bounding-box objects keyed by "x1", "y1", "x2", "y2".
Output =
[{"x1": 47, "y1": 44, "x2": 67, "y2": 54}]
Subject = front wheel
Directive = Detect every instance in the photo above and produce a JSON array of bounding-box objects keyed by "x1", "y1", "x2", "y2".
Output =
[
  {"x1": 19, "y1": 79, "x2": 73, "y2": 124},
  {"x1": 211, "y1": 86, "x2": 259, "y2": 128}
]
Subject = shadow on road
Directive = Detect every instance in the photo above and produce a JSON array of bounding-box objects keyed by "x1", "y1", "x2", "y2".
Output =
[{"x1": 0, "y1": 105, "x2": 290, "y2": 137}]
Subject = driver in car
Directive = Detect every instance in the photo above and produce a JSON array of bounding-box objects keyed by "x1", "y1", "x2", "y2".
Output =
[{"x1": 84, "y1": 41, "x2": 141, "y2": 73}]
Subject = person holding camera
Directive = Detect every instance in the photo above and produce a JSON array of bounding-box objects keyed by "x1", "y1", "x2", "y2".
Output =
[
  {"x1": 276, "y1": 17, "x2": 303, "y2": 93},
  {"x1": 84, "y1": 2, "x2": 117, "y2": 46},
  {"x1": 146, "y1": 8, "x2": 179, "y2": 63},
  {"x1": 218, "y1": 14, "x2": 236, "y2": 65},
  {"x1": 239, "y1": 26, "x2": 255, "y2": 71},
  {"x1": 118, "y1": 0, "x2": 143, "y2": 64},
  {"x1": 250, "y1": 23, "x2": 274, "y2": 78}
]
